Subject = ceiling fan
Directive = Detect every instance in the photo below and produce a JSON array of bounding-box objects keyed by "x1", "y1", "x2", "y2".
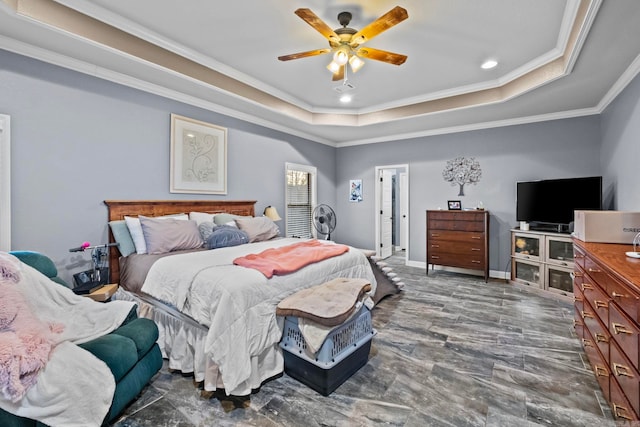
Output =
[{"x1": 278, "y1": 6, "x2": 409, "y2": 81}]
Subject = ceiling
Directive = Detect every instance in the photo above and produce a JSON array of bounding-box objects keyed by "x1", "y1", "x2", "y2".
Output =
[{"x1": 1, "y1": 0, "x2": 640, "y2": 146}]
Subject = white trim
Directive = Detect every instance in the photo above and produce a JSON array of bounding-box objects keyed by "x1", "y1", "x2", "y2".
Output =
[{"x1": 0, "y1": 114, "x2": 10, "y2": 251}]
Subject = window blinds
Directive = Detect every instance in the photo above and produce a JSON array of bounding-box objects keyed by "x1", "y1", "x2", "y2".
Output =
[{"x1": 286, "y1": 169, "x2": 313, "y2": 238}]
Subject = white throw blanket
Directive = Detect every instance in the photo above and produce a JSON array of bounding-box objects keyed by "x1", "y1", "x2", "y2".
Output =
[
  {"x1": 141, "y1": 238, "x2": 376, "y2": 395},
  {"x1": 0, "y1": 263, "x2": 136, "y2": 427}
]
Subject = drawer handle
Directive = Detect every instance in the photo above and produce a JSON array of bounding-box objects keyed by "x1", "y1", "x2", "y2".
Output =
[
  {"x1": 595, "y1": 365, "x2": 608, "y2": 377},
  {"x1": 573, "y1": 319, "x2": 583, "y2": 327},
  {"x1": 612, "y1": 323, "x2": 633, "y2": 335},
  {"x1": 574, "y1": 254, "x2": 585, "y2": 259},
  {"x1": 613, "y1": 363, "x2": 634, "y2": 378},
  {"x1": 471, "y1": 248, "x2": 481, "y2": 251},
  {"x1": 471, "y1": 236, "x2": 481, "y2": 239},
  {"x1": 431, "y1": 245, "x2": 440, "y2": 248},
  {"x1": 612, "y1": 291, "x2": 625, "y2": 299},
  {"x1": 581, "y1": 311, "x2": 593, "y2": 319},
  {"x1": 595, "y1": 333, "x2": 608, "y2": 343},
  {"x1": 560, "y1": 262, "x2": 568, "y2": 267},
  {"x1": 573, "y1": 272, "x2": 583, "y2": 278},
  {"x1": 594, "y1": 300, "x2": 607, "y2": 309},
  {"x1": 588, "y1": 267, "x2": 602, "y2": 273},
  {"x1": 471, "y1": 260, "x2": 480, "y2": 264},
  {"x1": 581, "y1": 339, "x2": 593, "y2": 347},
  {"x1": 431, "y1": 256, "x2": 440, "y2": 260},
  {"x1": 431, "y1": 233, "x2": 440, "y2": 237},
  {"x1": 613, "y1": 403, "x2": 633, "y2": 421},
  {"x1": 613, "y1": 404, "x2": 633, "y2": 421},
  {"x1": 581, "y1": 283, "x2": 593, "y2": 291}
]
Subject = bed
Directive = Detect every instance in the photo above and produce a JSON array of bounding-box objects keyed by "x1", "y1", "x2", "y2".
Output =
[{"x1": 104, "y1": 200, "x2": 379, "y2": 396}]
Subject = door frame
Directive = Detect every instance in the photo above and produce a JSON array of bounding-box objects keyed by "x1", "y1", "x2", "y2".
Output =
[{"x1": 374, "y1": 164, "x2": 409, "y2": 263}]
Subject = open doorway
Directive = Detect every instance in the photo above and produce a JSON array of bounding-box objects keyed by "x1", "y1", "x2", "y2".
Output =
[{"x1": 374, "y1": 164, "x2": 409, "y2": 262}]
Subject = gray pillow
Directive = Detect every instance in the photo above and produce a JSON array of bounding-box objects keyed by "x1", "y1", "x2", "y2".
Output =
[
  {"x1": 234, "y1": 217, "x2": 279, "y2": 242},
  {"x1": 198, "y1": 222, "x2": 215, "y2": 241},
  {"x1": 213, "y1": 213, "x2": 252, "y2": 226},
  {"x1": 139, "y1": 216, "x2": 204, "y2": 254},
  {"x1": 108, "y1": 220, "x2": 136, "y2": 257},
  {"x1": 206, "y1": 225, "x2": 250, "y2": 249}
]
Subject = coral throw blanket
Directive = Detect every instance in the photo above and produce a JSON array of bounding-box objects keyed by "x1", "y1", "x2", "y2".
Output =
[{"x1": 233, "y1": 240, "x2": 349, "y2": 279}]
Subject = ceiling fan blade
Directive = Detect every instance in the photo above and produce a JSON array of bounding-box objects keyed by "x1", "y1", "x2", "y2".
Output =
[
  {"x1": 357, "y1": 47, "x2": 407, "y2": 65},
  {"x1": 350, "y1": 6, "x2": 408, "y2": 47},
  {"x1": 278, "y1": 48, "x2": 331, "y2": 61},
  {"x1": 294, "y1": 8, "x2": 340, "y2": 45},
  {"x1": 332, "y1": 65, "x2": 345, "y2": 81}
]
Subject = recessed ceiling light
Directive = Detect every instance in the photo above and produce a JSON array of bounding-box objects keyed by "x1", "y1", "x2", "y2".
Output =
[
  {"x1": 339, "y1": 94, "x2": 352, "y2": 103},
  {"x1": 481, "y1": 59, "x2": 498, "y2": 70}
]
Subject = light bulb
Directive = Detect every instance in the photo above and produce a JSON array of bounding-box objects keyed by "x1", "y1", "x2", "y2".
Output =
[
  {"x1": 327, "y1": 61, "x2": 341, "y2": 73},
  {"x1": 349, "y1": 55, "x2": 364, "y2": 73},
  {"x1": 333, "y1": 48, "x2": 349, "y2": 65}
]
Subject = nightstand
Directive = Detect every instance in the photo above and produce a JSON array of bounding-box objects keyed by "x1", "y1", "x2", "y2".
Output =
[{"x1": 84, "y1": 283, "x2": 118, "y2": 302}]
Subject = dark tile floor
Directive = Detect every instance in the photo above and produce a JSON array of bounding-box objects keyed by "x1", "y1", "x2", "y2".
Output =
[{"x1": 112, "y1": 253, "x2": 615, "y2": 426}]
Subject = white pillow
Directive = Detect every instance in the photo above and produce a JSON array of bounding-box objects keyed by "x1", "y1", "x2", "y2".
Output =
[
  {"x1": 189, "y1": 211, "x2": 215, "y2": 226},
  {"x1": 125, "y1": 213, "x2": 188, "y2": 254}
]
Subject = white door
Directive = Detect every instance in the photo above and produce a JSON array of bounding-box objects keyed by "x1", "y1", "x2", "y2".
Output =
[
  {"x1": 399, "y1": 172, "x2": 408, "y2": 251},
  {"x1": 380, "y1": 169, "x2": 394, "y2": 259}
]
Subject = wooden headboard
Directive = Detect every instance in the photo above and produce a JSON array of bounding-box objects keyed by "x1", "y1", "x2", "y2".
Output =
[{"x1": 104, "y1": 200, "x2": 256, "y2": 283}]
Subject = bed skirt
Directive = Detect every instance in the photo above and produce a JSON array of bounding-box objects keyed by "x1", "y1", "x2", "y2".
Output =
[{"x1": 113, "y1": 288, "x2": 283, "y2": 396}]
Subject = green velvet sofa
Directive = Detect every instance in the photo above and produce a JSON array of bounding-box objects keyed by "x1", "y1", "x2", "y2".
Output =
[{"x1": 0, "y1": 251, "x2": 163, "y2": 426}]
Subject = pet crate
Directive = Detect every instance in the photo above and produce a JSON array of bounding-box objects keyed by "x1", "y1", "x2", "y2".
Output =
[{"x1": 280, "y1": 305, "x2": 376, "y2": 395}]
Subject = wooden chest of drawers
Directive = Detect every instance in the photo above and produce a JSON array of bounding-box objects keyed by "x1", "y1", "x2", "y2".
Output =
[
  {"x1": 574, "y1": 239, "x2": 640, "y2": 422},
  {"x1": 426, "y1": 210, "x2": 489, "y2": 281}
]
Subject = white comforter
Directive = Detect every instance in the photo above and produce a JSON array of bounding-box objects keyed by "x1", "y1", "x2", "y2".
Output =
[
  {"x1": 0, "y1": 263, "x2": 136, "y2": 427},
  {"x1": 141, "y1": 238, "x2": 376, "y2": 395}
]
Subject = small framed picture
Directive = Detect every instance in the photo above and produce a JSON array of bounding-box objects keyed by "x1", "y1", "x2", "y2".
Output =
[{"x1": 448, "y1": 200, "x2": 462, "y2": 210}]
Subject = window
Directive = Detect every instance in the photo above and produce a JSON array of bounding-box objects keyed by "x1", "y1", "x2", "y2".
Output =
[{"x1": 285, "y1": 162, "x2": 317, "y2": 238}]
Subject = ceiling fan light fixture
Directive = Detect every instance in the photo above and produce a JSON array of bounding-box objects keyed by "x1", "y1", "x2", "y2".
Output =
[
  {"x1": 349, "y1": 55, "x2": 365, "y2": 73},
  {"x1": 333, "y1": 47, "x2": 350, "y2": 65},
  {"x1": 327, "y1": 60, "x2": 341, "y2": 73}
]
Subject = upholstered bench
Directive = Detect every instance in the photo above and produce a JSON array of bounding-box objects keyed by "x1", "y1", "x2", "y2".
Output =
[{"x1": 277, "y1": 278, "x2": 376, "y2": 395}]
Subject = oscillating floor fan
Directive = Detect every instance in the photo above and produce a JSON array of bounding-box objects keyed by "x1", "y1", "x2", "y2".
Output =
[{"x1": 313, "y1": 204, "x2": 336, "y2": 240}]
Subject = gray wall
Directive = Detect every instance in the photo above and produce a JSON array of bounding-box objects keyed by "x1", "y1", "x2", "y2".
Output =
[
  {"x1": 600, "y1": 72, "x2": 640, "y2": 211},
  {"x1": 335, "y1": 117, "x2": 602, "y2": 276},
  {"x1": 4, "y1": 47, "x2": 640, "y2": 283},
  {"x1": 1, "y1": 49, "x2": 336, "y2": 283}
]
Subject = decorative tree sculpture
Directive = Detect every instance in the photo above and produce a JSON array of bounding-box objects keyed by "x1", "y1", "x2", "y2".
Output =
[{"x1": 442, "y1": 157, "x2": 482, "y2": 196}]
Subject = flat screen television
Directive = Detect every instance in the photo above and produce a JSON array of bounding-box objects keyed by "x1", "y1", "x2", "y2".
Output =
[{"x1": 516, "y1": 176, "x2": 602, "y2": 232}]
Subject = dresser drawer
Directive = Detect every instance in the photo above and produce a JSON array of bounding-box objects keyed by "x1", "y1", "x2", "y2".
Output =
[
  {"x1": 580, "y1": 276, "x2": 609, "y2": 328},
  {"x1": 427, "y1": 211, "x2": 485, "y2": 221},
  {"x1": 429, "y1": 240, "x2": 485, "y2": 257},
  {"x1": 574, "y1": 306, "x2": 584, "y2": 339},
  {"x1": 610, "y1": 339, "x2": 640, "y2": 417},
  {"x1": 428, "y1": 219, "x2": 485, "y2": 232},
  {"x1": 428, "y1": 230, "x2": 485, "y2": 242},
  {"x1": 608, "y1": 277, "x2": 640, "y2": 325},
  {"x1": 610, "y1": 373, "x2": 639, "y2": 421},
  {"x1": 427, "y1": 252, "x2": 485, "y2": 270},
  {"x1": 582, "y1": 302, "x2": 611, "y2": 362},
  {"x1": 609, "y1": 303, "x2": 640, "y2": 371},
  {"x1": 573, "y1": 244, "x2": 586, "y2": 270},
  {"x1": 582, "y1": 328, "x2": 610, "y2": 401}
]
